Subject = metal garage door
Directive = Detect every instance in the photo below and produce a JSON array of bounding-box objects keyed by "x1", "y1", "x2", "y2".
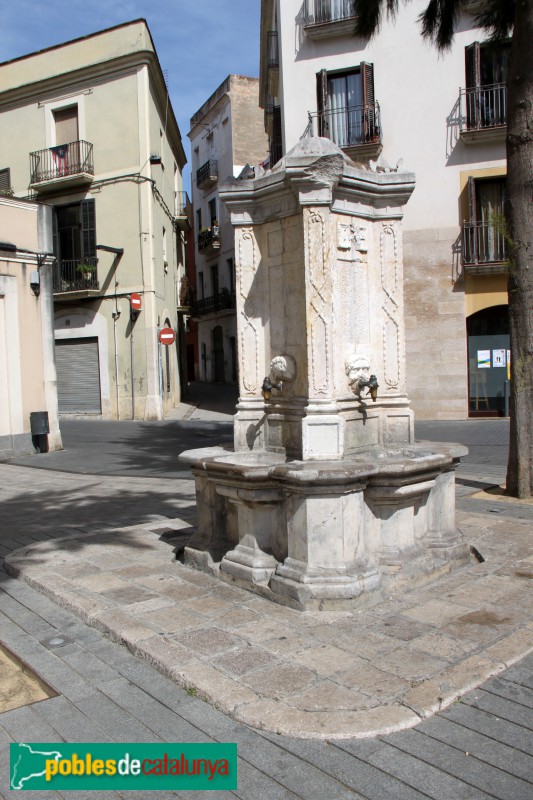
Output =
[{"x1": 55, "y1": 337, "x2": 102, "y2": 414}]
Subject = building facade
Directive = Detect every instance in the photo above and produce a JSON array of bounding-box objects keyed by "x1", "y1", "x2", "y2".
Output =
[
  {"x1": 260, "y1": 0, "x2": 509, "y2": 419},
  {"x1": 188, "y1": 75, "x2": 269, "y2": 384},
  {"x1": 0, "y1": 20, "x2": 188, "y2": 420},
  {"x1": 0, "y1": 197, "x2": 62, "y2": 458}
]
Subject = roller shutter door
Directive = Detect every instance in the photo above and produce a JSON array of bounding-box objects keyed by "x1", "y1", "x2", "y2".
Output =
[{"x1": 55, "y1": 337, "x2": 101, "y2": 414}]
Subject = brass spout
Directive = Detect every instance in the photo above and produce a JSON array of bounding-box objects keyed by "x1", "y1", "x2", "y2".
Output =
[
  {"x1": 358, "y1": 374, "x2": 379, "y2": 402},
  {"x1": 261, "y1": 376, "x2": 283, "y2": 401}
]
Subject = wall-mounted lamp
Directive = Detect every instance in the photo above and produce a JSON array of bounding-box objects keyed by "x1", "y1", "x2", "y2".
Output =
[
  {"x1": 30, "y1": 270, "x2": 40, "y2": 297},
  {"x1": 358, "y1": 374, "x2": 379, "y2": 402},
  {"x1": 261, "y1": 376, "x2": 282, "y2": 401}
]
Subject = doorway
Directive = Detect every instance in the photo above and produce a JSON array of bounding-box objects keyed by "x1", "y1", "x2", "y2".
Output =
[{"x1": 467, "y1": 305, "x2": 509, "y2": 416}]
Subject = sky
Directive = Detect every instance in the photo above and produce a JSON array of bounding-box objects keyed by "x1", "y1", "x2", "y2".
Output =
[{"x1": 0, "y1": 0, "x2": 262, "y2": 185}]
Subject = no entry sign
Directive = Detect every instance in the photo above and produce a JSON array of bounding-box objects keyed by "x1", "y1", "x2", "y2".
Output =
[
  {"x1": 130, "y1": 292, "x2": 142, "y2": 311},
  {"x1": 159, "y1": 327, "x2": 176, "y2": 345}
]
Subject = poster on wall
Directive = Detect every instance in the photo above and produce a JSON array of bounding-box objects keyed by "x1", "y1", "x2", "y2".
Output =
[
  {"x1": 492, "y1": 349, "x2": 506, "y2": 368},
  {"x1": 477, "y1": 350, "x2": 491, "y2": 369},
  {"x1": 507, "y1": 350, "x2": 511, "y2": 380}
]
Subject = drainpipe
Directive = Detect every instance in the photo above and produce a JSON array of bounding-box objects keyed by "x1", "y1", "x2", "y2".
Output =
[
  {"x1": 130, "y1": 327, "x2": 135, "y2": 420},
  {"x1": 112, "y1": 305, "x2": 120, "y2": 420}
]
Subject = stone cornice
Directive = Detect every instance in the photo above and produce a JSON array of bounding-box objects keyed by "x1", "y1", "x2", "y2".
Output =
[{"x1": 219, "y1": 139, "x2": 416, "y2": 225}]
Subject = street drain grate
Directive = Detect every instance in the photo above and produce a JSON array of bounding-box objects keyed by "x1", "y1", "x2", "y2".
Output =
[{"x1": 0, "y1": 642, "x2": 57, "y2": 713}]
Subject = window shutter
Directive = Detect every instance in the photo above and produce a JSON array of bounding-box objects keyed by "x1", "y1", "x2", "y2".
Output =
[
  {"x1": 467, "y1": 175, "x2": 478, "y2": 264},
  {"x1": 465, "y1": 43, "x2": 480, "y2": 90},
  {"x1": 0, "y1": 168, "x2": 11, "y2": 193},
  {"x1": 361, "y1": 62, "x2": 376, "y2": 141},
  {"x1": 316, "y1": 69, "x2": 328, "y2": 136},
  {"x1": 465, "y1": 43, "x2": 480, "y2": 129},
  {"x1": 81, "y1": 198, "x2": 96, "y2": 259},
  {"x1": 467, "y1": 176, "x2": 477, "y2": 222}
]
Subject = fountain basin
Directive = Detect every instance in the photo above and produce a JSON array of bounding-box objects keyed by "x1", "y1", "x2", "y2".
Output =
[{"x1": 179, "y1": 441, "x2": 470, "y2": 610}]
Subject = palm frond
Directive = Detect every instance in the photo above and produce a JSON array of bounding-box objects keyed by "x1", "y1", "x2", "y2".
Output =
[{"x1": 353, "y1": 0, "x2": 400, "y2": 39}]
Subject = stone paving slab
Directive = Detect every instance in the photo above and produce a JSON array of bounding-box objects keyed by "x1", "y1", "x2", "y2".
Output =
[{"x1": 4, "y1": 494, "x2": 533, "y2": 739}]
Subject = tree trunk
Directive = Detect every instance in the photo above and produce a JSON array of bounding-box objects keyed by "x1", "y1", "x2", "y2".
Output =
[{"x1": 505, "y1": 0, "x2": 533, "y2": 497}]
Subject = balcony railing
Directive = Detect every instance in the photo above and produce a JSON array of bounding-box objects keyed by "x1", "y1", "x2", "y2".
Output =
[
  {"x1": 303, "y1": 0, "x2": 356, "y2": 25},
  {"x1": 460, "y1": 83, "x2": 507, "y2": 132},
  {"x1": 53, "y1": 257, "x2": 99, "y2": 293},
  {"x1": 175, "y1": 190, "x2": 190, "y2": 217},
  {"x1": 196, "y1": 159, "x2": 218, "y2": 189},
  {"x1": 30, "y1": 140, "x2": 94, "y2": 186},
  {"x1": 198, "y1": 225, "x2": 221, "y2": 252},
  {"x1": 193, "y1": 289, "x2": 236, "y2": 316},
  {"x1": 463, "y1": 222, "x2": 508, "y2": 269},
  {"x1": 175, "y1": 191, "x2": 192, "y2": 231},
  {"x1": 309, "y1": 102, "x2": 381, "y2": 149}
]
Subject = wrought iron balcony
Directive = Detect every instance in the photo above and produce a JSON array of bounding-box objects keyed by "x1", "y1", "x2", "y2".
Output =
[
  {"x1": 53, "y1": 257, "x2": 99, "y2": 294},
  {"x1": 198, "y1": 225, "x2": 221, "y2": 253},
  {"x1": 308, "y1": 103, "x2": 382, "y2": 157},
  {"x1": 462, "y1": 221, "x2": 508, "y2": 273},
  {"x1": 174, "y1": 191, "x2": 192, "y2": 230},
  {"x1": 193, "y1": 289, "x2": 236, "y2": 317},
  {"x1": 460, "y1": 83, "x2": 507, "y2": 140},
  {"x1": 303, "y1": 0, "x2": 356, "y2": 37},
  {"x1": 269, "y1": 142, "x2": 283, "y2": 168},
  {"x1": 30, "y1": 140, "x2": 94, "y2": 188},
  {"x1": 196, "y1": 159, "x2": 218, "y2": 190}
]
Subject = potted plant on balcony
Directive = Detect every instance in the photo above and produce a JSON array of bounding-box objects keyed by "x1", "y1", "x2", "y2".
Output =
[{"x1": 75, "y1": 262, "x2": 97, "y2": 286}]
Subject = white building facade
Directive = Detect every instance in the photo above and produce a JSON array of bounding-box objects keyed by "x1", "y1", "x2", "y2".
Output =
[
  {"x1": 189, "y1": 75, "x2": 269, "y2": 384},
  {"x1": 260, "y1": 0, "x2": 509, "y2": 419}
]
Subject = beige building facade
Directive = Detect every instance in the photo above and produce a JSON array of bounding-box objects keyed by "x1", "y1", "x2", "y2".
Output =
[
  {"x1": 188, "y1": 75, "x2": 269, "y2": 384},
  {"x1": 260, "y1": 0, "x2": 509, "y2": 419},
  {"x1": 0, "y1": 20, "x2": 188, "y2": 420},
  {"x1": 0, "y1": 197, "x2": 62, "y2": 458}
]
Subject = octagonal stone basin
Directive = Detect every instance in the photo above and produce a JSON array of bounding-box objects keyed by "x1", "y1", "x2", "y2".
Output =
[{"x1": 180, "y1": 441, "x2": 467, "y2": 485}]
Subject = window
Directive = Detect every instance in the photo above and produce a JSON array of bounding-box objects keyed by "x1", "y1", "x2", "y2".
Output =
[
  {"x1": 198, "y1": 271, "x2": 204, "y2": 299},
  {"x1": 463, "y1": 177, "x2": 507, "y2": 265},
  {"x1": 305, "y1": 0, "x2": 354, "y2": 24},
  {"x1": 54, "y1": 200, "x2": 95, "y2": 261},
  {"x1": 210, "y1": 264, "x2": 219, "y2": 296},
  {"x1": 270, "y1": 105, "x2": 283, "y2": 166},
  {"x1": 196, "y1": 208, "x2": 202, "y2": 232},
  {"x1": 208, "y1": 198, "x2": 217, "y2": 225},
  {"x1": 0, "y1": 168, "x2": 11, "y2": 195},
  {"x1": 52, "y1": 199, "x2": 97, "y2": 291},
  {"x1": 465, "y1": 41, "x2": 510, "y2": 129},
  {"x1": 54, "y1": 106, "x2": 79, "y2": 146},
  {"x1": 316, "y1": 64, "x2": 378, "y2": 147},
  {"x1": 227, "y1": 258, "x2": 234, "y2": 294}
]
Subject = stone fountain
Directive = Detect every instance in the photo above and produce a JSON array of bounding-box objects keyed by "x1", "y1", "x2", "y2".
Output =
[{"x1": 181, "y1": 138, "x2": 469, "y2": 610}]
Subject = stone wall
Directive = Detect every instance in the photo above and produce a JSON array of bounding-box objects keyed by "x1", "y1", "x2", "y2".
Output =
[
  {"x1": 403, "y1": 227, "x2": 468, "y2": 420},
  {"x1": 230, "y1": 76, "x2": 269, "y2": 168}
]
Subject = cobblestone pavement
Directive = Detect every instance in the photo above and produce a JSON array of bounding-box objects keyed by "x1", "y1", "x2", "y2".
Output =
[
  {"x1": 2, "y1": 460, "x2": 532, "y2": 740},
  {"x1": 1, "y1": 402, "x2": 532, "y2": 796}
]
